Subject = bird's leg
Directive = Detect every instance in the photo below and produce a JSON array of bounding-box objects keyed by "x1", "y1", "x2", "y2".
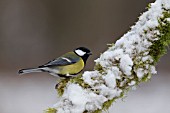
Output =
[{"x1": 55, "y1": 78, "x2": 70, "y2": 96}]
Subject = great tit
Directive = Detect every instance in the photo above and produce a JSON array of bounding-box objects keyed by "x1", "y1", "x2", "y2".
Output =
[{"x1": 18, "y1": 47, "x2": 92, "y2": 78}]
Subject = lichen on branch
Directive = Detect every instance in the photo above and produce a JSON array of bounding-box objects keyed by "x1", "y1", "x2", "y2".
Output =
[{"x1": 45, "y1": 0, "x2": 170, "y2": 113}]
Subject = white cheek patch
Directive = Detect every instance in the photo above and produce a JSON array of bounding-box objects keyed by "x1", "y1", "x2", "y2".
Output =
[{"x1": 75, "y1": 49, "x2": 86, "y2": 56}]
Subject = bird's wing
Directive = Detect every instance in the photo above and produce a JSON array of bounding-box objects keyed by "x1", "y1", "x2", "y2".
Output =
[{"x1": 39, "y1": 52, "x2": 80, "y2": 67}]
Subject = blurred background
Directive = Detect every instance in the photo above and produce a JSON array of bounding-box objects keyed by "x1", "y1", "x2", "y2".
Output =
[{"x1": 0, "y1": 0, "x2": 170, "y2": 113}]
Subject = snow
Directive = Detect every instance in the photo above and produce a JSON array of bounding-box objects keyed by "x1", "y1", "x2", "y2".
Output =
[
  {"x1": 54, "y1": 83, "x2": 109, "y2": 113},
  {"x1": 54, "y1": 84, "x2": 88, "y2": 113},
  {"x1": 85, "y1": 92, "x2": 107, "y2": 110},
  {"x1": 150, "y1": 65, "x2": 157, "y2": 74},
  {"x1": 83, "y1": 70, "x2": 122, "y2": 101},
  {"x1": 128, "y1": 81, "x2": 136, "y2": 86},
  {"x1": 167, "y1": 18, "x2": 170, "y2": 22},
  {"x1": 110, "y1": 66, "x2": 122, "y2": 79},
  {"x1": 120, "y1": 54, "x2": 133, "y2": 76},
  {"x1": 136, "y1": 68, "x2": 145, "y2": 79},
  {"x1": 65, "y1": 84, "x2": 87, "y2": 113},
  {"x1": 103, "y1": 70, "x2": 116, "y2": 88},
  {"x1": 95, "y1": 49, "x2": 124, "y2": 68},
  {"x1": 52, "y1": 0, "x2": 170, "y2": 112},
  {"x1": 162, "y1": 0, "x2": 170, "y2": 9},
  {"x1": 142, "y1": 56, "x2": 151, "y2": 62},
  {"x1": 82, "y1": 71, "x2": 101, "y2": 86},
  {"x1": 111, "y1": 49, "x2": 124, "y2": 60}
]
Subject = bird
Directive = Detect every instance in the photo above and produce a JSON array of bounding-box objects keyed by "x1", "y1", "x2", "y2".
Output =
[{"x1": 18, "y1": 47, "x2": 92, "y2": 78}]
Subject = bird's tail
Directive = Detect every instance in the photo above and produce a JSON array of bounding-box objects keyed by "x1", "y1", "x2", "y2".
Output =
[{"x1": 18, "y1": 68, "x2": 43, "y2": 75}]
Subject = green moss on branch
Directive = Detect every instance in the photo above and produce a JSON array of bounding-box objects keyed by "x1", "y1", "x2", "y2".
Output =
[{"x1": 150, "y1": 11, "x2": 170, "y2": 63}]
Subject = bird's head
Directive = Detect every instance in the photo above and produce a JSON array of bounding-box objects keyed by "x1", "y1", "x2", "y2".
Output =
[{"x1": 74, "y1": 47, "x2": 92, "y2": 63}]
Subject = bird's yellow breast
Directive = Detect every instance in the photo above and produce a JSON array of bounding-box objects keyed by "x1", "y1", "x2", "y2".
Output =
[{"x1": 57, "y1": 58, "x2": 84, "y2": 75}]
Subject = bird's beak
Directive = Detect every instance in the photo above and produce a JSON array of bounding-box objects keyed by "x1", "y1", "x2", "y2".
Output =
[{"x1": 88, "y1": 52, "x2": 92, "y2": 55}]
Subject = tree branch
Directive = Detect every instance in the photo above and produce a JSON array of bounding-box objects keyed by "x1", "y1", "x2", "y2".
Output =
[{"x1": 45, "y1": 0, "x2": 170, "y2": 113}]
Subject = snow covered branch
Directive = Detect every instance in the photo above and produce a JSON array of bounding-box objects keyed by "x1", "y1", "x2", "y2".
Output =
[{"x1": 45, "y1": 0, "x2": 170, "y2": 113}]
